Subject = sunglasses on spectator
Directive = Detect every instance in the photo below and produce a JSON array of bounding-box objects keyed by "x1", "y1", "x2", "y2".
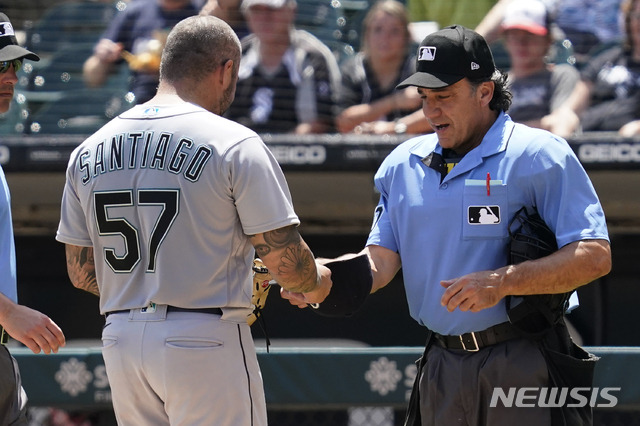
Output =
[{"x1": 0, "y1": 59, "x2": 23, "y2": 73}]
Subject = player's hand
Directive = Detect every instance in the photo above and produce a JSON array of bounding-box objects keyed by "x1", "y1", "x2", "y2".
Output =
[
  {"x1": 440, "y1": 270, "x2": 504, "y2": 313},
  {"x1": 1, "y1": 304, "x2": 66, "y2": 354},
  {"x1": 281, "y1": 263, "x2": 332, "y2": 308}
]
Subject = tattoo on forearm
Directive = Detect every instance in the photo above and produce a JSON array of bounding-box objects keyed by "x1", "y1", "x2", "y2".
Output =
[
  {"x1": 252, "y1": 227, "x2": 318, "y2": 293},
  {"x1": 254, "y1": 226, "x2": 299, "y2": 258},
  {"x1": 66, "y1": 246, "x2": 99, "y2": 296},
  {"x1": 278, "y1": 245, "x2": 316, "y2": 293},
  {"x1": 264, "y1": 227, "x2": 297, "y2": 248},
  {"x1": 254, "y1": 243, "x2": 270, "y2": 258}
]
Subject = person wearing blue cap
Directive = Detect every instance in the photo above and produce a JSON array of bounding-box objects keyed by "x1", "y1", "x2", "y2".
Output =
[
  {"x1": 0, "y1": 12, "x2": 66, "y2": 425},
  {"x1": 283, "y1": 25, "x2": 611, "y2": 426}
]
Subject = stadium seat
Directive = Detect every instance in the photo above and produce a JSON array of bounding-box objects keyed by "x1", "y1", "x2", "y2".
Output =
[
  {"x1": 26, "y1": 88, "x2": 134, "y2": 135},
  {"x1": 295, "y1": 0, "x2": 347, "y2": 46},
  {"x1": 18, "y1": 44, "x2": 95, "y2": 102},
  {"x1": 24, "y1": 1, "x2": 118, "y2": 56},
  {"x1": 340, "y1": 2, "x2": 370, "y2": 50},
  {"x1": 0, "y1": 93, "x2": 29, "y2": 135}
]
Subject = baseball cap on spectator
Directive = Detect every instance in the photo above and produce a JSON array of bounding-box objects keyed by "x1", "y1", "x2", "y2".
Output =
[
  {"x1": 397, "y1": 25, "x2": 495, "y2": 89},
  {"x1": 501, "y1": 0, "x2": 549, "y2": 36},
  {"x1": 0, "y1": 13, "x2": 39, "y2": 62},
  {"x1": 241, "y1": 0, "x2": 296, "y2": 13}
]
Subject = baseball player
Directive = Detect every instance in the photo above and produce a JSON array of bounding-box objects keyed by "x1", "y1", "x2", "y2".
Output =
[
  {"x1": 0, "y1": 13, "x2": 66, "y2": 425},
  {"x1": 56, "y1": 15, "x2": 331, "y2": 425},
  {"x1": 284, "y1": 26, "x2": 611, "y2": 425}
]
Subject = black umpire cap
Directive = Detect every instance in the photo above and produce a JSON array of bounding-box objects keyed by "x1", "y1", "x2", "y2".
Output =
[
  {"x1": 397, "y1": 25, "x2": 495, "y2": 89},
  {"x1": 0, "y1": 13, "x2": 40, "y2": 62}
]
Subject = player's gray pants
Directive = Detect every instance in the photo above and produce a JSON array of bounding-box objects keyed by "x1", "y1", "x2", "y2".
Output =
[
  {"x1": 418, "y1": 337, "x2": 551, "y2": 426},
  {"x1": 102, "y1": 308, "x2": 267, "y2": 426}
]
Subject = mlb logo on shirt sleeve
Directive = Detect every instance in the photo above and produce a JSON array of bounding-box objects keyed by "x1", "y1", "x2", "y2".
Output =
[{"x1": 468, "y1": 206, "x2": 501, "y2": 224}]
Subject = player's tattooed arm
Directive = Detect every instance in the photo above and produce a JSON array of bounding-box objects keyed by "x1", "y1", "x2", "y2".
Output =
[
  {"x1": 250, "y1": 225, "x2": 319, "y2": 293},
  {"x1": 65, "y1": 244, "x2": 100, "y2": 296}
]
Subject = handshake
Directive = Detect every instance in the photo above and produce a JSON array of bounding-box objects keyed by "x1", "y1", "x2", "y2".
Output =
[{"x1": 247, "y1": 254, "x2": 373, "y2": 325}]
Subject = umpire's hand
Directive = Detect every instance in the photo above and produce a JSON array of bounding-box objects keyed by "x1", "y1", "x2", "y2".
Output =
[
  {"x1": 0, "y1": 302, "x2": 66, "y2": 354},
  {"x1": 440, "y1": 270, "x2": 504, "y2": 313}
]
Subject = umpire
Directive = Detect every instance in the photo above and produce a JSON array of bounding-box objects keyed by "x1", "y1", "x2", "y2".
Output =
[
  {"x1": 283, "y1": 25, "x2": 611, "y2": 426},
  {"x1": 0, "y1": 13, "x2": 66, "y2": 425}
]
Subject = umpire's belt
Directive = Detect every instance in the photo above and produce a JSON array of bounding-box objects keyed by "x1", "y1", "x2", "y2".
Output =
[
  {"x1": 106, "y1": 306, "x2": 223, "y2": 317},
  {"x1": 432, "y1": 321, "x2": 521, "y2": 352}
]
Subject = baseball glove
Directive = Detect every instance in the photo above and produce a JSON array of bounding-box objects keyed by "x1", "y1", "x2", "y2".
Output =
[
  {"x1": 507, "y1": 207, "x2": 569, "y2": 337},
  {"x1": 247, "y1": 258, "x2": 273, "y2": 326}
]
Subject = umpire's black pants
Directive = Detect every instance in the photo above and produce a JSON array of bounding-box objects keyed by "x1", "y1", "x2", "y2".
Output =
[{"x1": 418, "y1": 337, "x2": 551, "y2": 426}]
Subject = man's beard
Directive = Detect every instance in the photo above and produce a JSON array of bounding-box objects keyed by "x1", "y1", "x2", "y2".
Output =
[{"x1": 219, "y1": 83, "x2": 236, "y2": 115}]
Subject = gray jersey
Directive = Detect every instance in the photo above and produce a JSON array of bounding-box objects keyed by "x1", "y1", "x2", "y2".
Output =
[{"x1": 56, "y1": 102, "x2": 299, "y2": 315}]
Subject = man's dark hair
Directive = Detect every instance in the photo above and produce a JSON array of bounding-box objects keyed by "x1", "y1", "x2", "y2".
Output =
[{"x1": 470, "y1": 69, "x2": 512, "y2": 113}]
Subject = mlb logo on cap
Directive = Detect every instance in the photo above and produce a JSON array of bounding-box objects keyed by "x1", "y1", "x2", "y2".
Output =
[
  {"x1": 0, "y1": 13, "x2": 40, "y2": 62},
  {"x1": 0, "y1": 22, "x2": 15, "y2": 37},
  {"x1": 397, "y1": 25, "x2": 495, "y2": 89},
  {"x1": 418, "y1": 46, "x2": 437, "y2": 61}
]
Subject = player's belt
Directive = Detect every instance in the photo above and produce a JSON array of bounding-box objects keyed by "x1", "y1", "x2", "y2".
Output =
[
  {"x1": 432, "y1": 321, "x2": 521, "y2": 352},
  {"x1": 106, "y1": 306, "x2": 223, "y2": 317},
  {"x1": 0, "y1": 326, "x2": 8, "y2": 345}
]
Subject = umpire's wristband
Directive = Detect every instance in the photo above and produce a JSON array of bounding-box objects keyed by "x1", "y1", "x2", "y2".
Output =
[{"x1": 310, "y1": 254, "x2": 373, "y2": 318}]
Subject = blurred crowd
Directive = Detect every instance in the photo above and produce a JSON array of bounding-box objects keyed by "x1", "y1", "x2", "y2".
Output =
[{"x1": 2, "y1": 0, "x2": 640, "y2": 138}]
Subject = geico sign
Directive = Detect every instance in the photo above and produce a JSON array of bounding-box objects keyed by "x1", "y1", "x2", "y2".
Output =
[
  {"x1": 578, "y1": 143, "x2": 640, "y2": 163},
  {"x1": 490, "y1": 387, "x2": 621, "y2": 408},
  {"x1": 269, "y1": 145, "x2": 326, "y2": 165}
]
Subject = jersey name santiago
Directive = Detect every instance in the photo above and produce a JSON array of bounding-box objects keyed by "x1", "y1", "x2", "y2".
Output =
[
  {"x1": 56, "y1": 103, "x2": 299, "y2": 315},
  {"x1": 77, "y1": 129, "x2": 212, "y2": 185}
]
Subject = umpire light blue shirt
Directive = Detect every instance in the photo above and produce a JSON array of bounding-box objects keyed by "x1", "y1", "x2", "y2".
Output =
[
  {"x1": 0, "y1": 166, "x2": 17, "y2": 303},
  {"x1": 367, "y1": 112, "x2": 609, "y2": 335}
]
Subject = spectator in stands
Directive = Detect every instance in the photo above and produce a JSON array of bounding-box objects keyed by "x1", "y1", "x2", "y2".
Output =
[
  {"x1": 336, "y1": 0, "x2": 431, "y2": 135},
  {"x1": 225, "y1": 0, "x2": 340, "y2": 134},
  {"x1": 477, "y1": 0, "x2": 623, "y2": 60},
  {"x1": 501, "y1": 0, "x2": 580, "y2": 129},
  {"x1": 82, "y1": 0, "x2": 201, "y2": 104},
  {"x1": 554, "y1": 0, "x2": 623, "y2": 56},
  {"x1": 540, "y1": 0, "x2": 640, "y2": 137},
  {"x1": 200, "y1": 0, "x2": 249, "y2": 39},
  {"x1": 0, "y1": 13, "x2": 65, "y2": 425}
]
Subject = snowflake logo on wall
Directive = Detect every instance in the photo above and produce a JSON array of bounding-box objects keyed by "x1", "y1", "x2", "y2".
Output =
[
  {"x1": 365, "y1": 357, "x2": 402, "y2": 396},
  {"x1": 55, "y1": 358, "x2": 93, "y2": 397}
]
